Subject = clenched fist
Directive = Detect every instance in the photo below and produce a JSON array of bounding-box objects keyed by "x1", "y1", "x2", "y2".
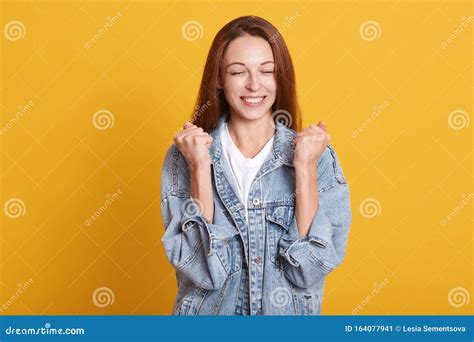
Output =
[
  {"x1": 174, "y1": 122, "x2": 213, "y2": 169},
  {"x1": 293, "y1": 121, "x2": 330, "y2": 168}
]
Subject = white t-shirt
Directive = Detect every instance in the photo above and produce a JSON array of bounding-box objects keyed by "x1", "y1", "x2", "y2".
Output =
[{"x1": 220, "y1": 122, "x2": 275, "y2": 222}]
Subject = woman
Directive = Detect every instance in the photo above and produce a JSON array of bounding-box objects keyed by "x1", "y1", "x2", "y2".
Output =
[{"x1": 160, "y1": 15, "x2": 352, "y2": 315}]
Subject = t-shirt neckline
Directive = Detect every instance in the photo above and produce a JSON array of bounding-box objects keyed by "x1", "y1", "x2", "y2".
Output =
[{"x1": 223, "y1": 123, "x2": 274, "y2": 166}]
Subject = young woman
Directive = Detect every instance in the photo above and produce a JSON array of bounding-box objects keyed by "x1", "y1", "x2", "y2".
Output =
[{"x1": 160, "y1": 15, "x2": 352, "y2": 315}]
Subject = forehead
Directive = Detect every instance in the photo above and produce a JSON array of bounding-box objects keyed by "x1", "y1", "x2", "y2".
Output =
[{"x1": 223, "y1": 35, "x2": 274, "y2": 64}]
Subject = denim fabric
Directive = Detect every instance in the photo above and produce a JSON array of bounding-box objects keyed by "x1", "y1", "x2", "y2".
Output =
[{"x1": 160, "y1": 112, "x2": 352, "y2": 315}]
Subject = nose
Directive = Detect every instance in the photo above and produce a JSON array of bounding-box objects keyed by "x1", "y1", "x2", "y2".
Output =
[{"x1": 245, "y1": 72, "x2": 260, "y2": 92}]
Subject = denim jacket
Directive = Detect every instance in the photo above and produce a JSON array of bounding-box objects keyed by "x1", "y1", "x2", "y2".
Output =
[{"x1": 160, "y1": 113, "x2": 352, "y2": 315}]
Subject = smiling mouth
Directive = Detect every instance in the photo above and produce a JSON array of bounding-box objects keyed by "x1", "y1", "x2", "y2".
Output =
[{"x1": 240, "y1": 96, "x2": 266, "y2": 104}]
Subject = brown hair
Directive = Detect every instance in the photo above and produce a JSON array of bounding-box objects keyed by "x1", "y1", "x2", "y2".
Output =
[{"x1": 190, "y1": 15, "x2": 302, "y2": 132}]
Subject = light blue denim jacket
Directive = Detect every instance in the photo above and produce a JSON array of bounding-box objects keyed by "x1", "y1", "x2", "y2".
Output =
[{"x1": 160, "y1": 113, "x2": 352, "y2": 315}]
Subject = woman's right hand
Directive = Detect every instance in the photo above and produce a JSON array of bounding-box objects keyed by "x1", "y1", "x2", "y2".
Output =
[{"x1": 174, "y1": 122, "x2": 213, "y2": 169}]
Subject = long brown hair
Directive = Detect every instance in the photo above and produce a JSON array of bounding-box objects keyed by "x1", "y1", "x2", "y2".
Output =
[{"x1": 191, "y1": 15, "x2": 301, "y2": 132}]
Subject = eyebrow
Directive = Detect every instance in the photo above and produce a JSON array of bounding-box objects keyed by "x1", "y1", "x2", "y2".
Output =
[{"x1": 226, "y1": 61, "x2": 274, "y2": 70}]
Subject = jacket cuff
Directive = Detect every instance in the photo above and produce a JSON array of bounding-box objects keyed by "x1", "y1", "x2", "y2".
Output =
[
  {"x1": 279, "y1": 205, "x2": 338, "y2": 273},
  {"x1": 181, "y1": 216, "x2": 215, "y2": 257},
  {"x1": 181, "y1": 199, "x2": 239, "y2": 257}
]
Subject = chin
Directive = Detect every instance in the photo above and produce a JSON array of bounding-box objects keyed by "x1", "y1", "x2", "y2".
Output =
[{"x1": 234, "y1": 106, "x2": 272, "y2": 121}]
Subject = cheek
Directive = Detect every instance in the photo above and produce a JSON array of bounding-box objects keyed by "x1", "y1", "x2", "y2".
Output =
[
  {"x1": 223, "y1": 78, "x2": 245, "y2": 97},
  {"x1": 223, "y1": 86, "x2": 242, "y2": 106},
  {"x1": 262, "y1": 78, "x2": 277, "y2": 95}
]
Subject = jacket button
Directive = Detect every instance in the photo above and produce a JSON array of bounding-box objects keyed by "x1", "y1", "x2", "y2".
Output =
[
  {"x1": 254, "y1": 256, "x2": 262, "y2": 264},
  {"x1": 252, "y1": 198, "x2": 260, "y2": 206}
]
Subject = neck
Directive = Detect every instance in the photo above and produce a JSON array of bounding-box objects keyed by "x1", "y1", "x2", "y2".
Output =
[{"x1": 227, "y1": 111, "x2": 276, "y2": 158}]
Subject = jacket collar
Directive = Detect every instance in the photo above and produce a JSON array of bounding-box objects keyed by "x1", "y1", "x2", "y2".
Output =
[{"x1": 209, "y1": 111, "x2": 296, "y2": 167}]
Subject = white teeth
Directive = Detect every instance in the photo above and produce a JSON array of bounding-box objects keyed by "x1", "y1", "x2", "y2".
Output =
[{"x1": 242, "y1": 97, "x2": 264, "y2": 104}]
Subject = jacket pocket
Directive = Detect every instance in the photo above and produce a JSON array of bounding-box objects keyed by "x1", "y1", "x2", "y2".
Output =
[
  {"x1": 215, "y1": 234, "x2": 242, "y2": 275},
  {"x1": 265, "y1": 205, "x2": 294, "y2": 267},
  {"x1": 173, "y1": 287, "x2": 208, "y2": 315},
  {"x1": 215, "y1": 210, "x2": 242, "y2": 275}
]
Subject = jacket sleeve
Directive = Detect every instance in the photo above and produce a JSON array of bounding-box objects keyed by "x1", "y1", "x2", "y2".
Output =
[
  {"x1": 160, "y1": 144, "x2": 238, "y2": 290},
  {"x1": 278, "y1": 144, "x2": 352, "y2": 289}
]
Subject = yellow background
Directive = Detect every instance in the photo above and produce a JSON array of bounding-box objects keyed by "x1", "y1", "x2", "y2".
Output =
[{"x1": 0, "y1": 0, "x2": 472, "y2": 315}]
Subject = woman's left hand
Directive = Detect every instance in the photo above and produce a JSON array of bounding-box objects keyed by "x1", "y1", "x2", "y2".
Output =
[{"x1": 293, "y1": 121, "x2": 330, "y2": 168}]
